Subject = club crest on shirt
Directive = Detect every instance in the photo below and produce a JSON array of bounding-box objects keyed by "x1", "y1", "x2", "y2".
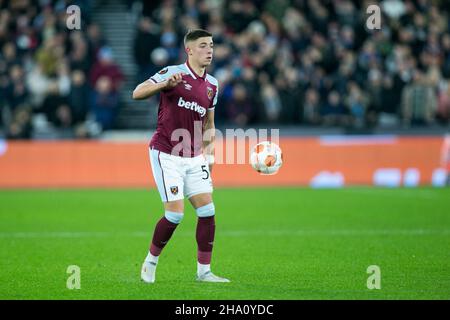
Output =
[
  {"x1": 207, "y1": 87, "x2": 213, "y2": 100},
  {"x1": 170, "y1": 186, "x2": 178, "y2": 195},
  {"x1": 158, "y1": 68, "x2": 168, "y2": 75}
]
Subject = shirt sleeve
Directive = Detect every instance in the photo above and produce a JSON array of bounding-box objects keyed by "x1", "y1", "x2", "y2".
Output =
[
  {"x1": 149, "y1": 67, "x2": 174, "y2": 84},
  {"x1": 211, "y1": 82, "x2": 219, "y2": 109}
]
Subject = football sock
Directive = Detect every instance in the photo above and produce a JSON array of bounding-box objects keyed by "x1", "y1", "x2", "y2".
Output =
[
  {"x1": 197, "y1": 262, "x2": 211, "y2": 276},
  {"x1": 145, "y1": 252, "x2": 159, "y2": 265},
  {"x1": 149, "y1": 211, "x2": 183, "y2": 256},
  {"x1": 196, "y1": 216, "x2": 215, "y2": 266}
]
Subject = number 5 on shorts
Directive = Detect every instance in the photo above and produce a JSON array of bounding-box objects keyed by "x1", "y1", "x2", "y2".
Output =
[{"x1": 201, "y1": 165, "x2": 209, "y2": 180}]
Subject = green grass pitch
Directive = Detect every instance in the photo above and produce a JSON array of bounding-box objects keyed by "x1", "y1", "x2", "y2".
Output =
[{"x1": 0, "y1": 187, "x2": 449, "y2": 299}]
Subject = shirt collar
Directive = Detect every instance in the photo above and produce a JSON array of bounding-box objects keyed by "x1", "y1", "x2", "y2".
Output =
[{"x1": 185, "y1": 60, "x2": 206, "y2": 80}]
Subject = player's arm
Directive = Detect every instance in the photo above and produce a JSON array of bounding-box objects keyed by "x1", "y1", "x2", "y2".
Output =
[
  {"x1": 203, "y1": 109, "x2": 215, "y2": 172},
  {"x1": 132, "y1": 73, "x2": 184, "y2": 100}
]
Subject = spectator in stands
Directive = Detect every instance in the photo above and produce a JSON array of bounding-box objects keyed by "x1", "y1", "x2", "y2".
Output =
[
  {"x1": 27, "y1": 61, "x2": 53, "y2": 111},
  {"x1": 1, "y1": 42, "x2": 20, "y2": 68},
  {"x1": 86, "y1": 23, "x2": 107, "y2": 64},
  {"x1": 437, "y1": 80, "x2": 450, "y2": 124},
  {"x1": 5, "y1": 64, "x2": 29, "y2": 111},
  {"x1": 261, "y1": 84, "x2": 282, "y2": 123},
  {"x1": 6, "y1": 106, "x2": 32, "y2": 139},
  {"x1": 133, "y1": 16, "x2": 160, "y2": 84},
  {"x1": 321, "y1": 91, "x2": 349, "y2": 127},
  {"x1": 90, "y1": 46, "x2": 124, "y2": 93},
  {"x1": 160, "y1": 25, "x2": 180, "y2": 64},
  {"x1": 150, "y1": 47, "x2": 169, "y2": 76},
  {"x1": 368, "y1": 75, "x2": 402, "y2": 127},
  {"x1": 0, "y1": 75, "x2": 6, "y2": 127},
  {"x1": 90, "y1": 76, "x2": 119, "y2": 130},
  {"x1": 441, "y1": 34, "x2": 450, "y2": 78},
  {"x1": 225, "y1": 83, "x2": 255, "y2": 127},
  {"x1": 346, "y1": 81, "x2": 369, "y2": 128},
  {"x1": 69, "y1": 31, "x2": 92, "y2": 74},
  {"x1": 401, "y1": 70, "x2": 437, "y2": 126},
  {"x1": 2, "y1": 64, "x2": 31, "y2": 139},
  {"x1": 35, "y1": 37, "x2": 63, "y2": 77},
  {"x1": 275, "y1": 72, "x2": 301, "y2": 124},
  {"x1": 382, "y1": 0, "x2": 406, "y2": 20},
  {"x1": 381, "y1": 75, "x2": 401, "y2": 115},
  {"x1": 68, "y1": 70, "x2": 90, "y2": 125},
  {"x1": 41, "y1": 80, "x2": 72, "y2": 128},
  {"x1": 302, "y1": 88, "x2": 322, "y2": 125}
]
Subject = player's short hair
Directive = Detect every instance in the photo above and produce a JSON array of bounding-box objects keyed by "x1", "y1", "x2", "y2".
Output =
[{"x1": 183, "y1": 29, "x2": 212, "y2": 47}]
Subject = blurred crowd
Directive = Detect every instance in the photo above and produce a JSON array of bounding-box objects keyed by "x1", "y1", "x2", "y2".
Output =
[
  {"x1": 134, "y1": 0, "x2": 450, "y2": 129},
  {"x1": 1, "y1": 0, "x2": 450, "y2": 140},
  {"x1": 0, "y1": 0, "x2": 124, "y2": 139}
]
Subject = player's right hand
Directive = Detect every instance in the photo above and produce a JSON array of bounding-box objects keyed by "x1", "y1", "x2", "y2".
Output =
[{"x1": 165, "y1": 73, "x2": 184, "y2": 89}]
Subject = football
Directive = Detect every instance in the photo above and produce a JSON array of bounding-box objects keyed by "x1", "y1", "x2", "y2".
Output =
[{"x1": 250, "y1": 141, "x2": 283, "y2": 175}]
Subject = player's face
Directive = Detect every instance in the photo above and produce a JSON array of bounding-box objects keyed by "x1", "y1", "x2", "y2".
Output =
[{"x1": 188, "y1": 37, "x2": 214, "y2": 67}]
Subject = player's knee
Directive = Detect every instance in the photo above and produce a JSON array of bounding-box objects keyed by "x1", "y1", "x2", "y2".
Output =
[
  {"x1": 165, "y1": 211, "x2": 184, "y2": 224},
  {"x1": 196, "y1": 202, "x2": 215, "y2": 217}
]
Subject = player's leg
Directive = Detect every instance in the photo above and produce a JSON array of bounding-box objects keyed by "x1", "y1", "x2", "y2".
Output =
[
  {"x1": 185, "y1": 156, "x2": 230, "y2": 283},
  {"x1": 189, "y1": 193, "x2": 214, "y2": 273},
  {"x1": 142, "y1": 149, "x2": 185, "y2": 283},
  {"x1": 146, "y1": 200, "x2": 184, "y2": 262}
]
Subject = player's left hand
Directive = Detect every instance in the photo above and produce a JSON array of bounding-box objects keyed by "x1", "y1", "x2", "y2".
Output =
[{"x1": 165, "y1": 72, "x2": 185, "y2": 89}]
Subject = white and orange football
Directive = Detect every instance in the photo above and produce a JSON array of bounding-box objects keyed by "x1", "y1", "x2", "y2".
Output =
[{"x1": 250, "y1": 141, "x2": 283, "y2": 175}]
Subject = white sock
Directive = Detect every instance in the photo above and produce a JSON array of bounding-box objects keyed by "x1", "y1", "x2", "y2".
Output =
[
  {"x1": 197, "y1": 262, "x2": 211, "y2": 276},
  {"x1": 145, "y1": 252, "x2": 159, "y2": 265}
]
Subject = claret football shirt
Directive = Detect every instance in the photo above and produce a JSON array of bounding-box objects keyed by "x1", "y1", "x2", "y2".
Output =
[{"x1": 149, "y1": 61, "x2": 218, "y2": 157}]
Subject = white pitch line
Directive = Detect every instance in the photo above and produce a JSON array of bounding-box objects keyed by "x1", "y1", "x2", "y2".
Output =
[
  {"x1": 214, "y1": 229, "x2": 450, "y2": 236},
  {"x1": 0, "y1": 229, "x2": 449, "y2": 239}
]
